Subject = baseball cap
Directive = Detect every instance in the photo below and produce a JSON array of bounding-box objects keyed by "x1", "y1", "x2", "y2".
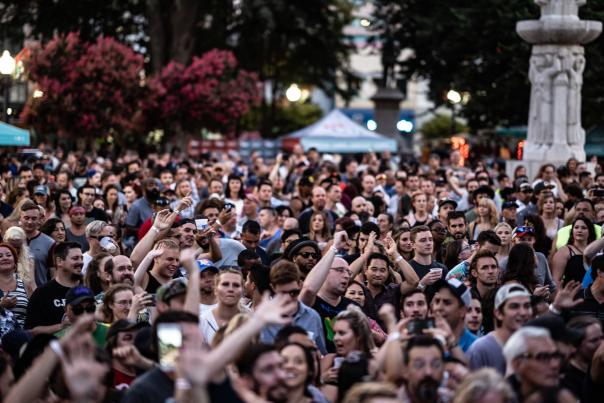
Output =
[
  {"x1": 534, "y1": 181, "x2": 554, "y2": 194},
  {"x1": 432, "y1": 278, "x2": 472, "y2": 307},
  {"x1": 519, "y1": 183, "x2": 533, "y2": 192},
  {"x1": 33, "y1": 185, "x2": 48, "y2": 196},
  {"x1": 106, "y1": 319, "x2": 149, "y2": 341},
  {"x1": 197, "y1": 258, "x2": 219, "y2": 274},
  {"x1": 438, "y1": 198, "x2": 458, "y2": 210},
  {"x1": 512, "y1": 225, "x2": 535, "y2": 239},
  {"x1": 65, "y1": 286, "x2": 95, "y2": 306},
  {"x1": 156, "y1": 278, "x2": 188, "y2": 304},
  {"x1": 495, "y1": 283, "x2": 531, "y2": 310},
  {"x1": 502, "y1": 201, "x2": 519, "y2": 210},
  {"x1": 525, "y1": 315, "x2": 584, "y2": 346}
]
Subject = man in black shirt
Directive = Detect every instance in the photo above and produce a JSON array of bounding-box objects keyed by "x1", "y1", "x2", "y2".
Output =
[
  {"x1": 571, "y1": 255, "x2": 604, "y2": 326},
  {"x1": 408, "y1": 225, "x2": 447, "y2": 296},
  {"x1": 240, "y1": 220, "x2": 270, "y2": 265},
  {"x1": 25, "y1": 242, "x2": 83, "y2": 334},
  {"x1": 298, "y1": 186, "x2": 337, "y2": 234}
]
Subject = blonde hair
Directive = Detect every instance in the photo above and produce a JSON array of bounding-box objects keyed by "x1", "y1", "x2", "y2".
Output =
[
  {"x1": 342, "y1": 382, "x2": 398, "y2": 403},
  {"x1": 4, "y1": 226, "x2": 33, "y2": 284},
  {"x1": 452, "y1": 368, "x2": 515, "y2": 403},
  {"x1": 6, "y1": 198, "x2": 32, "y2": 222},
  {"x1": 477, "y1": 198, "x2": 498, "y2": 227}
]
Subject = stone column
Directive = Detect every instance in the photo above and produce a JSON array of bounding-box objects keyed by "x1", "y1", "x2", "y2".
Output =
[{"x1": 511, "y1": 0, "x2": 601, "y2": 176}]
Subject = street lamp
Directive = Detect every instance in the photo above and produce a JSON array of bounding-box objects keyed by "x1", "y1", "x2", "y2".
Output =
[
  {"x1": 0, "y1": 50, "x2": 16, "y2": 122},
  {"x1": 446, "y1": 89, "x2": 462, "y2": 134}
]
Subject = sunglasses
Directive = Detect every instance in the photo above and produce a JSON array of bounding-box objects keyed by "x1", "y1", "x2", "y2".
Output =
[
  {"x1": 298, "y1": 252, "x2": 320, "y2": 259},
  {"x1": 72, "y1": 304, "x2": 96, "y2": 316}
]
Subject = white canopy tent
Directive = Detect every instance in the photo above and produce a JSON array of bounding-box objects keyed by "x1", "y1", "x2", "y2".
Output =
[{"x1": 283, "y1": 109, "x2": 397, "y2": 153}]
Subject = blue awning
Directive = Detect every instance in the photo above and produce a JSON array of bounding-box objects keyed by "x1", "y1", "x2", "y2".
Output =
[{"x1": 0, "y1": 122, "x2": 30, "y2": 146}]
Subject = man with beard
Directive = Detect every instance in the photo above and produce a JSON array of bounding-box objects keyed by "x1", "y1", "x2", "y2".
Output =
[
  {"x1": 402, "y1": 336, "x2": 445, "y2": 403},
  {"x1": 108, "y1": 255, "x2": 137, "y2": 288},
  {"x1": 446, "y1": 211, "x2": 468, "y2": 242},
  {"x1": 284, "y1": 238, "x2": 321, "y2": 279},
  {"x1": 54, "y1": 285, "x2": 109, "y2": 346},
  {"x1": 135, "y1": 238, "x2": 180, "y2": 294},
  {"x1": 298, "y1": 186, "x2": 337, "y2": 234},
  {"x1": 400, "y1": 289, "x2": 429, "y2": 320},
  {"x1": 237, "y1": 344, "x2": 288, "y2": 403},
  {"x1": 25, "y1": 242, "x2": 83, "y2": 334}
]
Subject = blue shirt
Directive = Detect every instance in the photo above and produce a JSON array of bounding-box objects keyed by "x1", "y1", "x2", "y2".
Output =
[
  {"x1": 260, "y1": 302, "x2": 327, "y2": 355},
  {"x1": 459, "y1": 327, "x2": 478, "y2": 352}
]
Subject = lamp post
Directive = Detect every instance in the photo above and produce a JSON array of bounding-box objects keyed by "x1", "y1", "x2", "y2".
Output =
[
  {"x1": 0, "y1": 50, "x2": 16, "y2": 122},
  {"x1": 446, "y1": 89, "x2": 462, "y2": 135}
]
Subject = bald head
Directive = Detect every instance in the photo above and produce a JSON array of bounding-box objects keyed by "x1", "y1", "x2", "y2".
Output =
[
  {"x1": 283, "y1": 217, "x2": 299, "y2": 230},
  {"x1": 111, "y1": 255, "x2": 134, "y2": 286},
  {"x1": 321, "y1": 257, "x2": 352, "y2": 297},
  {"x1": 351, "y1": 196, "x2": 367, "y2": 214}
]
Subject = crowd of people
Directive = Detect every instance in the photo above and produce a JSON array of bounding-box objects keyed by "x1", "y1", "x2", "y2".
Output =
[{"x1": 0, "y1": 145, "x2": 601, "y2": 402}]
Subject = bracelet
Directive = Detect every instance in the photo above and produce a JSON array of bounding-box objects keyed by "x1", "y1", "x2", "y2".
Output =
[
  {"x1": 417, "y1": 283, "x2": 426, "y2": 291},
  {"x1": 395, "y1": 255, "x2": 403, "y2": 262},
  {"x1": 150, "y1": 226, "x2": 160, "y2": 233},
  {"x1": 548, "y1": 303, "x2": 561, "y2": 315},
  {"x1": 175, "y1": 378, "x2": 192, "y2": 390},
  {"x1": 329, "y1": 245, "x2": 338, "y2": 254},
  {"x1": 49, "y1": 340, "x2": 65, "y2": 359}
]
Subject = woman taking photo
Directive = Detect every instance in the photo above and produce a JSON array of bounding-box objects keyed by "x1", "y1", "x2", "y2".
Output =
[
  {"x1": 493, "y1": 222, "x2": 512, "y2": 261},
  {"x1": 224, "y1": 175, "x2": 246, "y2": 217},
  {"x1": 404, "y1": 191, "x2": 432, "y2": 227},
  {"x1": 538, "y1": 192, "x2": 564, "y2": 240},
  {"x1": 101, "y1": 284, "x2": 151, "y2": 324},
  {"x1": 468, "y1": 198, "x2": 498, "y2": 240},
  {"x1": 307, "y1": 211, "x2": 332, "y2": 250},
  {"x1": 551, "y1": 215, "x2": 596, "y2": 286},
  {"x1": 169, "y1": 179, "x2": 196, "y2": 219},
  {"x1": 0, "y1": 242, "x2": 29, "y2": 329}
]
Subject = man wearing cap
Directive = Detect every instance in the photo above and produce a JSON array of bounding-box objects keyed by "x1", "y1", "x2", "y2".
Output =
[
  {"x1": 501, "y1": 201, "x2": 518, "y2": 228},
  {"x1": 156, "y1": 278, "x2": 189, "y2": 313},
  {"x1": 516, "y1": 181, "x2": 554, "y2": 226},
  {"x1": 436, "y1": 198, "x2": 457, "y2": 223},
  {"x1": 32, "y1": 185, "x2": 50, "y2": 209},
  {"x1": 25, "y1": 242, "x2": 84, "y2": 335},
  {"x1": 66, "y1": 205, "x2": 89, "y2": 251},
  {"x1": 197, "y1": 259, "x2": 219, "y2": 311},
  {"x1": 464, "y1": 185, "x2": 495, "y2": 224},
  {"x1": 54, "y1": 285, "x2": 109, "y2": 346},
  {"x1": 77, "y1": 184, "x2": 109, "y2": 223},
  {"x1": 503, "y1": 326, "x2": 569, "y2": 402},
  {"x1": 467, "y1": 284, "x2": 533, "y2": 374},
  {"x1": 513, "y1": 181, "x2": 533, "y2": 213},
  {"x1": 430, "y1": 278, "x2": 477, "y2": 352},
  {"x1": 284, "y1": 238, "x2": 321, "y2": 279}
]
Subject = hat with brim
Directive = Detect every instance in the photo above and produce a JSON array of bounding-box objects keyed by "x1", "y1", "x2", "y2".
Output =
[
  {"x1": 438, "y1": 199, "x2": 458, "y2": 210},
  {"x1": 197, "y1": 258, "x2": 219, "y2": 274},
  {"x1": 157, "y1": 278, "x2": 188, "y2": 304},
  {"x1": 431, "y1": 278, "x2": 472, "y2": 307},
  {"x1": 284, "y1": 238, "x2": 320, "y2": 261},
  {"x1": 106, "y1": 319, "x2": 149, "y2": 341},
  {"x1": 65, "y1": 286, "x2": 95, "y2": 306}
]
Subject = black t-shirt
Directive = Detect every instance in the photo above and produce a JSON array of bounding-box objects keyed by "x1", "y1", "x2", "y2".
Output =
[
  {"x1": 312, "y1": 295, "x2": 356, "y2": 353},
  {"x1": 408, "y1": 259, "x2": 448, "y2": 298},
  {"x1": 86, "y1": 207, "x2": 109, "y2": 222},
  {"x1": 25, "y1": 279, "x2": 71, "y2": 329}
]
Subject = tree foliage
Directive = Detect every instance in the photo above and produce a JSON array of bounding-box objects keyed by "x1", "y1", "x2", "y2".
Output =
[
  {"x1": 372, "y1": 0, "x2": 604, "y2": 131},
  {"x1": 420, "y1": 114, "x2": 468, "y2": 140},
  {"x1": 21, "y1": 33, "x2": 147, "y2": 146}
]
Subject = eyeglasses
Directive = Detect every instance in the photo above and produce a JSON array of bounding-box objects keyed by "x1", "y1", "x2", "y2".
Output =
[
  {"x1": 72, "y1": 304, "x2": 96, "y2": 316},
  {"x1": 519, "y1": 351, "x2": 563, "y2": 363},
  {"x1": 331, "y1": 267, "x2": 352, "y2": 276},
  {"x1": 298, "y1": 252, "x2": 319, "y2": 260},
  {"x1": 278, "y1": 289, "x2": 301, "y2": 298}
]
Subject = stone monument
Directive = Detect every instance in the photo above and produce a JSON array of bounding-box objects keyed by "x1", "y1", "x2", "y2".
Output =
[{"x1": 511, "y1": 0, "x2": 601, "y2": 176}]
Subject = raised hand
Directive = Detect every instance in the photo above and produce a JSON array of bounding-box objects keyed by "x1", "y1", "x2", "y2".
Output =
[
  {"x1": 333, "y1": 230, "x2": 349, "y2": 250},
  {"x1": 253, "y1": 293, "x2": 297, "y2": 326},
  {"x1": 419, "y1": 270, "x2": 441, "y2": 287},
  {"x1": 153, "y1": 209, "x2": 178, "y2": 231},
  {"x1": 552, "y1": 280, "x2": 583, "y2": 311},
  {"x1": 384, "y1": 236, "x2": 398, "y2": 259},
  {"x1": 363, "y1": 231, "x2": 377, "y2": 254}
]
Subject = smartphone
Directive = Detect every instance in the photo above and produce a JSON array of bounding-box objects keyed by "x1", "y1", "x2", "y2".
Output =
[
  {"x1": 333, "y1": 356, "x2": 345, "y2": 369},
  {"x1": 224, "y1": 203, "x2": 235, "y2": 212},
  {"x1": 157, "y1": 323, "x2": 182, "y2": 371},
  {"x1": 195, "y1": 218, "x2": 209, "y2": 231},
  {"x1": 406, "y1": 318, "x2": 435, "y2": 335},
  {"x1": 593, "y1": 189, "x2": 604, "y2": 197},
  {"x1": 150, "y1": 293, "x2": 157, "y2": 307}
]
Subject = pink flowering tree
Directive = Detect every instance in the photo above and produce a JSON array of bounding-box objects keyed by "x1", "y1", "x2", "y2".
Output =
[
  {"x1": 21, "y1": 32, "x2": 147, "y2": 148},
  {"x1": 144, "y1": 49, "x2": 261, "y2": 138}
]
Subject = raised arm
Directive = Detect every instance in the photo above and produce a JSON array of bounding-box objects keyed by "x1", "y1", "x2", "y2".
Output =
[
  {"x1": 385, "y1": 236, "x2": 419, "y2": 294},
  {"x1": 180, "y1": 248, "x2": 200, "y2": 317},
  {"x1": 349, "y1": 231, "x2": 376, "y2": 279},
  {"x1": 300, "y1": 231, "x2": 347, "y2": 307},
  {"x1": 133, "y1": 248, "x2": 163, "y2": 290},
  {"x1": 131, "y1": 209, "x2": 177, "y2": 267},
  {"x1": 584, "y1": 236, "x2": 604, "y2": 265}
]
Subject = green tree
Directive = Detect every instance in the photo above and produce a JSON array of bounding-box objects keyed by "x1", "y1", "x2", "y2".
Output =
[
  {"x1": 420, "y1": 114, "x2": 468, "y2": 140},
  {"x1": 372, "y1": 0, "x2": 604, "y2": 131}
]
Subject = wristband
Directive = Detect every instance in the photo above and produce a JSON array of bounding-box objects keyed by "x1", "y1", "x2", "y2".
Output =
[
  {"x1": 329, "y1": 245, "x2": 338, "y2": 254},
  {"x1": 49, "y1": 340, "x2": 65, "y2": 359},
  {"x1": 387, "y1": 331, "x2": 401, "y2": 342},
  {"x1": 395, "y1": 255, "x2": 403, "y2": 262},
  {"x1": 417, "y1": 283, "x2": 426, "y2": 291},
  {"x1": 150, "y1": 226, "x2": 160, "y2": 233},
  {"x1": 548, "y1": 303, "x2": 561, "y2": 315},
  {"x1": 175, "y1": 378, "x2": 192, "y2": 390}
]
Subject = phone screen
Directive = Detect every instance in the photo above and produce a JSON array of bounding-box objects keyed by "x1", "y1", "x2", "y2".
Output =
[
  {"x1": 406, "y1": 319, "x2": 435, "y2": 335},
  {"x1": 195, "y1": 218, "x2": 208, "y2": 231},
  {"x1": 157, "y1": 323, "x2": 182, "y2": 371}
]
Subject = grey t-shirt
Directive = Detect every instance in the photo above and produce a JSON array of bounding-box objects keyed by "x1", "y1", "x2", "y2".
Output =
[
  {"x1": 467, "y1": 332, "x2": 506, "y2": 375},
  {"x1": 499, "y1": 251, "x2": 557, "y2": 292},
  {"x1": 28, "y1": 232, "x2": 55, "y2": 286},
  {"x1": 214, "y1": 238, "x2": 245, "y2": 268}
]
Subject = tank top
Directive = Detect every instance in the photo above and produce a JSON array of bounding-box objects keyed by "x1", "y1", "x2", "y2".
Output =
[
  {"x1": 145, "y1": 274, "x2": 163, "y2": 294},
  {"x1": 4, "y1": 275, "x2": 28, "y2": 329},
  {"x1": 563, "y1": 246, "x2": 585, "y2": 286}
]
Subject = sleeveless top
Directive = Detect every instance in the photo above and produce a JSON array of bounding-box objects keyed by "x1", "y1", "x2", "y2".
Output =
[
  {"x1": 563, "y1": 246, "x2": 585, "y2": 286},
  {"x1": 145, "y1": 274, "x2": 163, "y2": 294},
  {"x1": 1, "y1": 275, "x2": 29, "y2": 329}
]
